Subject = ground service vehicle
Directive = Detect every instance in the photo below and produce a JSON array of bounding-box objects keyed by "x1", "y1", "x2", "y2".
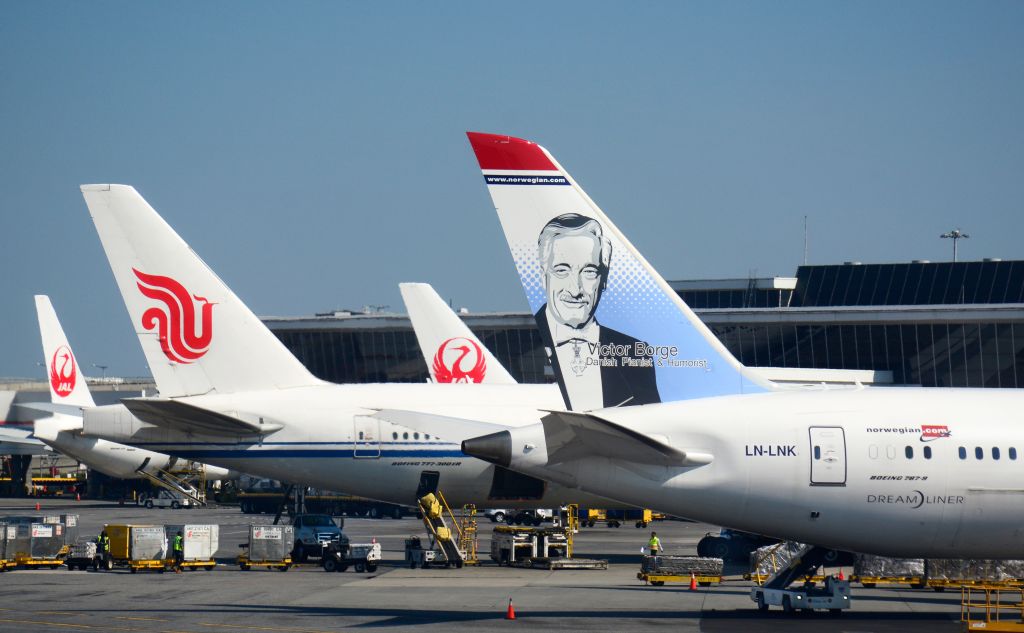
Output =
[{"x1": 291, "y1": 514, "x2": 345, "y2": 562}]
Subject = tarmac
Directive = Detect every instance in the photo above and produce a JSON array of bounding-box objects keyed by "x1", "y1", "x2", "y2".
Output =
[{"x1": 0, "y1": 498, "x2": 966, "y2": 632}]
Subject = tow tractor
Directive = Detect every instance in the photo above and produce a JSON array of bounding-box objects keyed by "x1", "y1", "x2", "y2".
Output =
[
  {"x1": 750, "y1": 545, "x2": 852, "y2": 615},
  {"x1": 322, "y1": 541, "x2": 381, "y2": 573}
]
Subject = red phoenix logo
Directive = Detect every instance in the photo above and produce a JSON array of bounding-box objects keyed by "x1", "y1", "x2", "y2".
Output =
[
  {"x1": 133, "y1": 268, "x2": 215, "y2": 364},
  {"x1": 432, "y1": 337, "x2": 487, "y2": 383},
  {"x1": 49, "y1": 345, "x2": 76, "y2": 397}
]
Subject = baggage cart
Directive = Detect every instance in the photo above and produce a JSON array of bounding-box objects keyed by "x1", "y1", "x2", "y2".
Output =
[
  {"x1": 165, "y1": 524, "x2": 218, "y2": 571},
  {"x1": 238, "y1": 525, "x2": 293, "y2": 571}
]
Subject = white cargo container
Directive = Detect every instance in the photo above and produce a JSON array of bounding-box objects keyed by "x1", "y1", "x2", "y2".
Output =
[{"x1": 166, "y1": 524, "x2": 219, "y2": 561}]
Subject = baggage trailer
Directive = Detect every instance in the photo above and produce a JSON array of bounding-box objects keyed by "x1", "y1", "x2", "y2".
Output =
[
  {"x1": 638, "y1": 555, "x2": 724, "y2": 586},
  {"x1": 238, "y1": 525, "x2": 293, "y2": 571},
  {"x1": 104, "y1": 524, "x2": 169, "y2": 573},
  {"x1": 11, "y1": 522, "x2": 68, "y2": 569},
  {"x1": 322, "y1": 541, "x2": 381, "y2": 573},
  {"x1": 65, "y1": 541, "x2": 97, "y2": 571},
  {"x1": 166, "y1": 524, "x2": 218, "y2": 571}
]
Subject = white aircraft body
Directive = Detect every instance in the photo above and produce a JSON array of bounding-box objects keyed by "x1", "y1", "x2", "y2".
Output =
[
  {"x1": 429, "y1": 131, "x2": 1024, "y2": 559},
  {"x1": 32, "y1": 295, "x2": 234, "y2": 481},
  {"x1": 77, "y1": 185, "x2": 616, "y2": 509}
]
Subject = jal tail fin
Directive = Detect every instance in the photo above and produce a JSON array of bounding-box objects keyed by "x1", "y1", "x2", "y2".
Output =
[
  {"x1": 466, "y1": 132, "x2": 772, "y2": 410},
  {"x1": 34, "y1": 295, "x2": 96, "y2": 408},
  {"x1": 80, "y1": 184, "x2": 323, "y2": 397},
  {"x1": 399, "y1": 283, "x2": 518, "y2": 386}
]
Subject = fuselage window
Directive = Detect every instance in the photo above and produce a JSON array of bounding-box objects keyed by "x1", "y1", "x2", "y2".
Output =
[
  {"x1": 358, "y1": 431, "x2": 364, "y2": 440},
  {"x1": 975, "y1": 447, "x2": 984, "y2": 460},
  {"x1": 403, "y1": 432, "x2": 409, "y2": 440},
  {"x1": 923, "y1": 446, "x2": 932, "y2": 459},
  {"x1": 905, "y1": 446, "x2": 913, "y2": 459},
  {"x1": 1011, "y1": 448, "x2": 1018, "y2": 461},
  {"x1": 886, "y1": 445, "x2": 896, "y2": 460},
  {"x1": 414, "y1": 432, "x2": 420, "y2": 440},
  {"x1": 392, "y1": 432, "x2": 398, "y2": 440},
  {"x1": 868, "y1": 445, "x2": 879, "y2": 459},
  {"x1": 958, "y1": 447, "x2": 967, "y2": 460},
  {"x1": 993, "y1": 447, "x2": 1001, "y2": 460},
  {"x1": 426, "y1": 434, "x2": 431, "y2": 440},
  {"x1": 814, "y1": 445, "x2": 821, "y2": 460}
]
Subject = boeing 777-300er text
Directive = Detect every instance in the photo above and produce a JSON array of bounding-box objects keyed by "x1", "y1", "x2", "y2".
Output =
[
  {"x1": 30, "y1": 294, "x2": 235, "y2": 483},
  {"x1": 76, "y1": 184, "x2": 617, "y2": 510},
  {"x1": 423, "y1": 132, "x2": 1024, "y2": 559}
]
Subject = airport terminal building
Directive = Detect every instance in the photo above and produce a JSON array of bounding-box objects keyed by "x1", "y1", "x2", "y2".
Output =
[{"x1": 265, "y1": 259, "x2": 1024, "y2": 390}]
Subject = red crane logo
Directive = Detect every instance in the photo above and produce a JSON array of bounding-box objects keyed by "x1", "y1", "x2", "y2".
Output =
[
  {"x1": 432, "y1": 337, "x2": 487, "y2": 384},
  {"x1": 49, "y1": 345, "x2": 77, "y2": 397},
  {"x1": 133, "y1": 268, "x2": 215, "y2": 364}
]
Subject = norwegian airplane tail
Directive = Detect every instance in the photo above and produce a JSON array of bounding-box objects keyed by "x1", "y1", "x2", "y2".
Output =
[
  {"x1": 399, "y1": 282, "x2": 518, "y2": 386},
  {"x1": 465, "y1": 132, "x2": 773, "y2": 411},
  {"x1": 81, "y1": 185, "x2": 322, "y2": 397}
]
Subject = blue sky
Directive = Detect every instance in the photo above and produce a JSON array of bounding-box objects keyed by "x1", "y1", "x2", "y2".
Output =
[{"x1": 1, "y1": 1, "x2": 1022, "y2": 378}]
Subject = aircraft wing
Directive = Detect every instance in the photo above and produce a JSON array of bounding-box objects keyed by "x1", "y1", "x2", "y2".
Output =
[
  {"x1": 121, "y1": 398, "x2": 283, "y2": 437},
  {"x1": 0, "y1": 428, "x2": 49, "y2": 455},
  {"x1": 538, "y1": 410, "x2": 712, "y2": 467}
]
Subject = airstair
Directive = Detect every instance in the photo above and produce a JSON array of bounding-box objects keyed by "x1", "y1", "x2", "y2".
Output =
[
  {"x1": 417, "y1": 491, "x2": 470, "y2": 567},
  {"x1": 135, "y1": 458, "x2": 207, "y2": 506}
]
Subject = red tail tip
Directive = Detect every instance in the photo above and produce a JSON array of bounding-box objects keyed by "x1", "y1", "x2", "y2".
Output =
[{"x1": 466, "y1": 132, "x2": 556, "y2": 171}]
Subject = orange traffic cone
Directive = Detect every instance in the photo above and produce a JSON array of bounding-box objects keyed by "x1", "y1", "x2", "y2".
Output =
[
  {"x1": 75, "y1": 493, "x2": 81, "y2": 502},
  {"x1": 689, "y1": 572, "x2": 698, "y2": 591},
  {"x1": 838, "y1": 568, "x2": 845, "y2": 581},
  {"x1": 505, "y1": 597, "x2": 516, "y2": 620},
  {"x1": 35, "y1": 502, "x2": 40, "y2": 511}
]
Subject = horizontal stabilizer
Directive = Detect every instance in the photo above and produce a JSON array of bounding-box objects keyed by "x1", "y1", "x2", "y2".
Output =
[
  {"x1": 16, "y1": 402, "x2": 85, "y2": 418},
  {"x1": 121, "y1": 398, "x2": 283, "y2": 437},
  {"x1": 540, "y1": 410, "x2": 713, "y2": 467},
  {"x1": 372, "y1": 409, "x2": 508, "y2": 444}
]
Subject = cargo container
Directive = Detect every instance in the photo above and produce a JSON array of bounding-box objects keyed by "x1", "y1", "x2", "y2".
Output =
[
  {"x1": 165, "y1": 524, "x2": 218, "y2": 570},
  {"x1": 238, "y1": 525, "x2": 293, "y2": 571},
  {"x1": 104, "y1": 525, "x2": 168, "y2": 572}
]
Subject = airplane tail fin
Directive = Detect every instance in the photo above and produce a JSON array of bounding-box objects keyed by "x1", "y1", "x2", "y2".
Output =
[
  {"x1": 399, "y1": 283, "x2": 518, "y2": 386},
  {"x1": 34, "y1": 295, "x2": 96, "y2": 409},
  {"x1": 466, "y1": 132, "x2": 772, "y2": 410},
  {"x1": 80, "y1": 185, "x2": 323, "y2": 397}
]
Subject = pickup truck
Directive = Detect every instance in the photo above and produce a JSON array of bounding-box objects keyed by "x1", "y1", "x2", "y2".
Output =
[{"x1": 290, "y1": 514, "x2": 346, "y2": 562}]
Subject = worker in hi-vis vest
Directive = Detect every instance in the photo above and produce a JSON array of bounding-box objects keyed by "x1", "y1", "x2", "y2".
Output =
[
  {"x1": 173, "y1": 531, "x2": 184, "y2": 572},
  {"x1": 647, "y1": 532, "x2": 662, "y2": 556}
]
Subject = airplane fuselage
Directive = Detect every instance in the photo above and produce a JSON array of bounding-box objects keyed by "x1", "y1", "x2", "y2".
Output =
[
  {"x1": 82, "y1": 382, "x2": 618, "y2": 508},
  {"x1": 500, "y1": 387, "x2": 1024, "y2": 557}
]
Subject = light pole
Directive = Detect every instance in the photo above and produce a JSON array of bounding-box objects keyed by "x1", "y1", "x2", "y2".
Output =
[
  {"x1": 940, "y1": 229, "x2": 970, "y2": 262},
  {"x1": 91, "y1": 363, "x2": 109, "y2": 380}
]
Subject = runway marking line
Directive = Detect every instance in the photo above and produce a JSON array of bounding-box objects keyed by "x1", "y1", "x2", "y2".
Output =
[
  {"x1": 199, "y1": 623, "x2": 340, "y2": 633},
  {"x1": 115, "y1": 616, "x2": 172, "y2": 622},
  {"x1": 0, "y1": 617, "x2": 141, "y2": 631}
]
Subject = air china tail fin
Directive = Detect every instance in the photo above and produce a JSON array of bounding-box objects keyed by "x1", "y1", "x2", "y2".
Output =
[
  {"x1": 465, "y1": 132, "x2": 773, "y2": 411},
  {"x1": 81, "y1": 185, "x2": 323, "y2": 397},
  {"x1": 399, "y1": 283, "x2": 518, "y2": 386},
  {"x1": 34, "y1": 295, "x2": 96, "y2": 409}
]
